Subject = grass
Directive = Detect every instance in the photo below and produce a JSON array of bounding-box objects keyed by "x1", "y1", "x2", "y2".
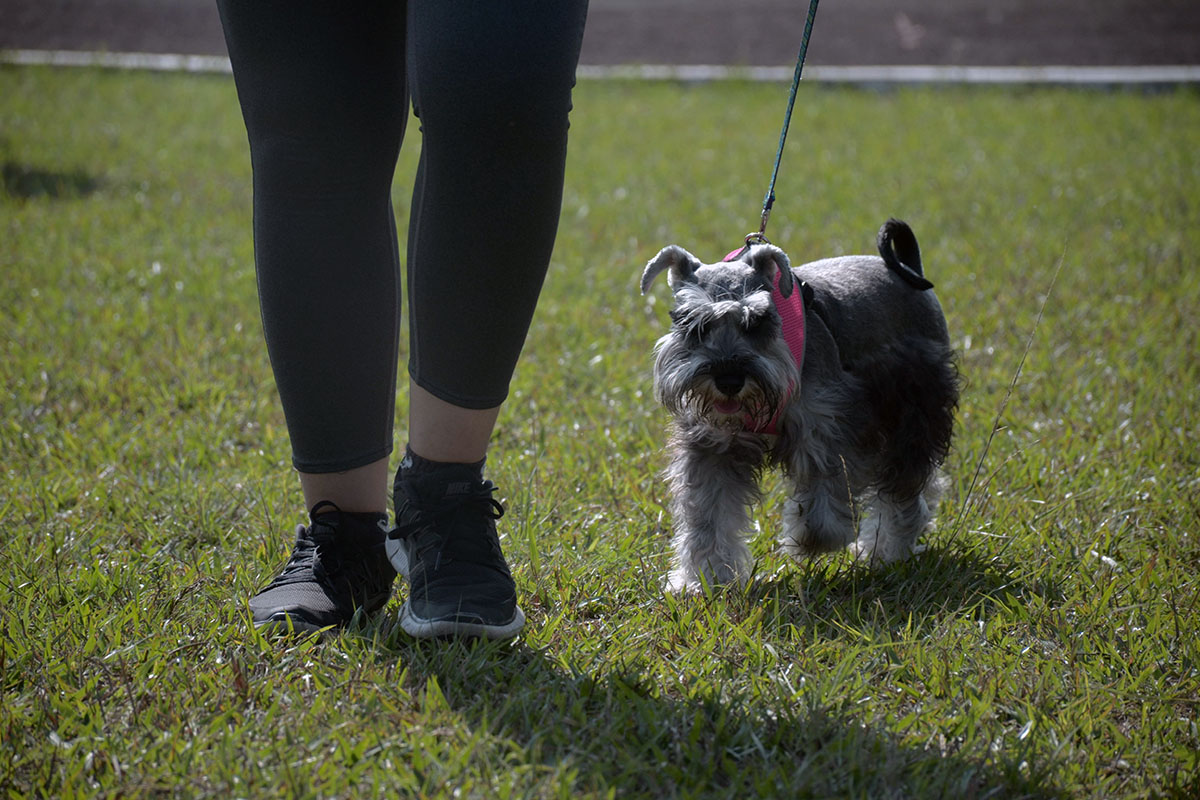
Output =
[{"x1": 2, "y1": 64, "x2": 1198, "y2": 798}]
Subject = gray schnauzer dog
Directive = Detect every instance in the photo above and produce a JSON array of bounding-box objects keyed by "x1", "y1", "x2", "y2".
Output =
[{"x1": 640, "y1": 219, "x2": 959, "y2": 592}]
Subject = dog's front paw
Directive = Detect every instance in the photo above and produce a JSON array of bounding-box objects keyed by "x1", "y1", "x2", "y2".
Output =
[
  {"x1": 852, "y1": 497, "x2": 934, "y2": 565},
  {"x1": 665, "y1": 561, "x2": 744, "y2": 594},
  {"x1": 780, "y1": 495, "x2": 854, "y2": 559},
  {"x1": 779, "y1": 536, "x2": 819, "y2": 561},
  {"x1": 849, "y1": 536, "x2": 926, "y2": 564},
  {"x1": 666, "y1": 568, "x2": 704, "y2": 594}
]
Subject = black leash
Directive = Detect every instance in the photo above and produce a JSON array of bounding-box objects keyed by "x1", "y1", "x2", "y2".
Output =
[{"x1": 746, "y1": 0, "x2": 821, "y2": 248}]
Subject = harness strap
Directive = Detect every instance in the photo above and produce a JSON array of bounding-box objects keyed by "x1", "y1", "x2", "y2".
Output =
[{"x1": 772, "y1": 268, "x2": 807, "y2": 376}]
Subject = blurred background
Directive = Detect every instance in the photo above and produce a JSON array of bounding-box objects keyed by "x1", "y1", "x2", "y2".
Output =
[{"x1": 3, "y1": 0, "x2": 1198, "y2": 67}]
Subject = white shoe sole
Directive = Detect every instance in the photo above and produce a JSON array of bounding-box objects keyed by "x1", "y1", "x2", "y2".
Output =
[
  {"x1": 253, "y1": 613, "x2": 330, "y2": 637},
  {"x1": 386, "y1": 533, "x2": 525, "y2": 640},
  {"x1": 398, "y1": 602, "x2": 526, "y2": 640}
]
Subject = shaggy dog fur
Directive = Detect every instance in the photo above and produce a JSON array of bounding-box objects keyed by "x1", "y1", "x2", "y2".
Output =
[{"x1": 641, "y1": 220, "x2": 959, "y2": 591}]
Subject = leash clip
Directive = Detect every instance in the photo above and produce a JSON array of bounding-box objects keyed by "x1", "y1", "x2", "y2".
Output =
[{"x1": 723, "y1": 231, "x2": 772, "y2": 263}]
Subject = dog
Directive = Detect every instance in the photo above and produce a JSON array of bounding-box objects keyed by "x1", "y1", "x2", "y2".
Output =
[{"x1": 640, "y1": 219, "x2": 959, "y2": 592}]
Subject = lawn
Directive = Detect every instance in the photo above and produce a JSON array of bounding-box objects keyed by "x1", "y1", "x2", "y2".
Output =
[{"x1": 1, "y1": 64, "x2": 1197, "y2": 798}]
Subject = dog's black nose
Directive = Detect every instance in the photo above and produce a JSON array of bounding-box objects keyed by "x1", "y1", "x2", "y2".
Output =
[{"x1": 713, "y1": 371, "x2": 745, "y2": 397}]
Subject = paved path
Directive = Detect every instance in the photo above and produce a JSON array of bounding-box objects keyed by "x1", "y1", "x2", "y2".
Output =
[{"x1": 2, "y1": 0, "x2": 1197, "y2": 67}]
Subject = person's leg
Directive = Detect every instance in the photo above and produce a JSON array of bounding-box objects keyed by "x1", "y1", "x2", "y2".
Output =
[
  {"x1": 404, "y1": 0, "x2": 588, "y2": 413},
  {"x1": 407, "y1": 386, "x2": 500, "y2": 464},
  {"x1": 298, "y1": 457, "x2": 391, "y2": 515},
  {"x1": 218, "y1": 0, "x2": 407, "y2": 510},
  {"x1": 386, "y1": 0, "x2": 589, "y2": 639},
  {"x1": 217, "y1": 0, "x2": 408, "y2": 630}
]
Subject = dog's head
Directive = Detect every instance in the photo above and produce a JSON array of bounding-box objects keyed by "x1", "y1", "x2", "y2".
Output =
[{"x1": 640, "y1": 244, "x2": 801, "y2": 429}]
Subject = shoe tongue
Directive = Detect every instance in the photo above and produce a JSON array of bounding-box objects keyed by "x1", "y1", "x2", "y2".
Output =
[
  {"x1": 309, "y1": 507, "x2": 387, "y2": 547},
  {"x1": 399, "y1": 465, "x2": 488, "y2": 507},
  {"x1": 441, "y1": 479, "x2": 481, "y2": 499}
]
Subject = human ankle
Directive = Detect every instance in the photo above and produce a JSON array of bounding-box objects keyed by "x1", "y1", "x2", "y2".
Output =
[
  {"x1": 399, "y1": 446, "x2": 485, "y2": 481},
  {"x1": 298, "y1": 457, "x2": 389, "y2": 515}
]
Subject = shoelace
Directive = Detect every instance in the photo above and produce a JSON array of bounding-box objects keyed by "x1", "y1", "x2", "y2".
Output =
[
  {"x1": 263, "y1": 501, "x2": 386, "y2": 592},
  {"x1": 391, "y1": 482, "x2": 505, "y2": 572},
  {"x1": 262, "y1": 520, "x2": 340, "y2": 589}
]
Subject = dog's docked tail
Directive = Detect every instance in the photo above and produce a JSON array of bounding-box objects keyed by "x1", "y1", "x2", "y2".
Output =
[{"x1": 878, "y1": 219, "x2": 934, "y2": 291}]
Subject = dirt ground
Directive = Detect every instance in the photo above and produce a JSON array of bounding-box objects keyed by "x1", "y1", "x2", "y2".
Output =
[{"x1": 2, "y1": 0, "x2": 1198, "y2": 67}]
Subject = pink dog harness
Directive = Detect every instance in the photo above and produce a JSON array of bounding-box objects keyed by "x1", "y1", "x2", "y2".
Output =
[{"x1": 723, "y1": 245, "x2": 806, "y2": 435}]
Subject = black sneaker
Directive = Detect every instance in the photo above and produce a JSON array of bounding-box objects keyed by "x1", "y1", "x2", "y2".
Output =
[
  {"x1": 250, "y1": 501, "x2": 396, "y2": 634},
  {"x1": 387, "y1": 466, "x2": 525, "y2": 639}
]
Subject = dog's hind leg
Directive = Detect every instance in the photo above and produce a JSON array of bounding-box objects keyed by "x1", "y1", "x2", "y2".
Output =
[
  {"x1": 850, "y1": 335, "x2": 958, "y2": 564},
  {"x1": 664, "y1": 443, "x2": 760, "y2": 593}
]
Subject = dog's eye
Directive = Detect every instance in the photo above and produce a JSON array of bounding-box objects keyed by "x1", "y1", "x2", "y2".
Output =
[
  {"x1": 670, "y1": 309, "x2": 708, "y2": 339},
  {"x1": 744, "y1": 312, "x2": 778, "y2": 339}
]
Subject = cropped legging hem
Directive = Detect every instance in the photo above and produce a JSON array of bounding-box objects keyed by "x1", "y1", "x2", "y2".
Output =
[
  {"x1": 409, "y1": 369, "x2": 506, "y2": 412},
  {"x1": 292, "y1": 444, "x2": 395, "y2": 476}
]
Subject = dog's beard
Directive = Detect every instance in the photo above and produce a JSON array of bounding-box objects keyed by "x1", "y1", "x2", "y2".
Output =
[
  {"x1": 653, "y1": 334, "x2": 795, "y2": 430},
  {"x1": 664, "y1": 378, "x2": 785, "y2": 430}
]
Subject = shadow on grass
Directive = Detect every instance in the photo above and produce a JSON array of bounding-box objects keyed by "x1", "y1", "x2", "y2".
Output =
[
  {"x1": 377, "y1": 634, "x2": 1064, "y2": 798},
  {"x1": 742, "y1": 545, "x2": 1063, "y2": 640},
  {"x1": 2, "y1": 160, "x2": 101, "y2": 199}
]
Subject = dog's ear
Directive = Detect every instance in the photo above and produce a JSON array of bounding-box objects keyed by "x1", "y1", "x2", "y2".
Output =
[
  {"x1": 745, "y1": 244, "x2": 796, "y2": 298},
  {"x1": 640, "y1": 245, "x2": 703, "y2": 294}
]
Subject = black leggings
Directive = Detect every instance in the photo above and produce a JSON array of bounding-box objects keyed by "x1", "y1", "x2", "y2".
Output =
[{"x1": 217, "y1": 0, "x2": 589, "y2": 473}]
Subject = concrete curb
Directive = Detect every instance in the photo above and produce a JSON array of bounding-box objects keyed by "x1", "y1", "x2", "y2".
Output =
[
  {"x1": 579, "y1": 64, "x2": 1200, "y2": 85},
  {"x1": 2, "y1": 49, "x2": 232, "y2": 73},
  {"x1": 4, "y1": 49, "x2": 1199, "y2": 85}
]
